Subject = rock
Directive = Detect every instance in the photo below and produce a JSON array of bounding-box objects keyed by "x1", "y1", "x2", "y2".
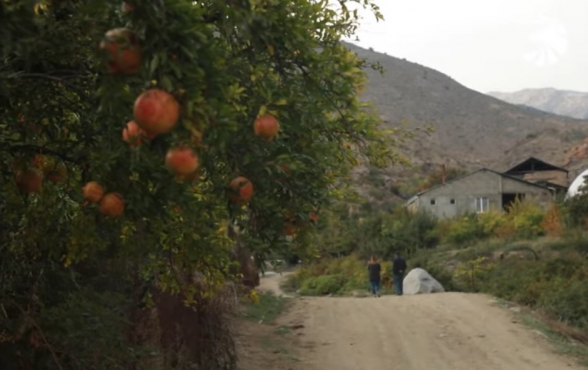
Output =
[{"x1": 403, "y1": 268, "x2": 445, "y2": 295}]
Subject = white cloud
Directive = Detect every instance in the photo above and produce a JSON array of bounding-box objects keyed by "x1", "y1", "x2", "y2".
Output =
[{"x1": 342, "y1": 0, "x2": 588, "y2": 92}]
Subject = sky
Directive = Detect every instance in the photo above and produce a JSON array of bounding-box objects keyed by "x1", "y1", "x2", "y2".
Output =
[{"x1": 342, "y1": 0, "x2": 588, "y2": 93}]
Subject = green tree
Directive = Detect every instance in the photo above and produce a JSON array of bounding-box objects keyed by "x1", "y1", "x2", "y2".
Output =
[{"x1": 0, "y1": 0, "x2": 395, "y2": 368}]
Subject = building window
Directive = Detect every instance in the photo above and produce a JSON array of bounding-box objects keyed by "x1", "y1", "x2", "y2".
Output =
[
  {"x1": 430, "y1": 199, "x2": 436, "y2": 205},
  {"x1": 475, "y1": 197, "x2": 489, "y2": 213},
  {"x1": 450, "y1": 199, "x2": 456, "y2": 204}
]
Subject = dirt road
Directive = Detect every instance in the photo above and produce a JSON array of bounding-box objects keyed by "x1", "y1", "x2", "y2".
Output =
[{"x1": 253, "y1": 273, "x2": 583, "y2": 370}]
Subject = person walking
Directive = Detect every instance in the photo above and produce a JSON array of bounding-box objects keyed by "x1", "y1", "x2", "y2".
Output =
[
  {"x1": 392, "y1": 252, "x2": 407, "y2": 296},
  {"x1": 367, "y1": 256, "x2": 381, "y2": 297}
]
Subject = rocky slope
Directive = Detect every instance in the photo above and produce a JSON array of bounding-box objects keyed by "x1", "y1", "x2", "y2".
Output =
[
  {"x1": 488, "y1": 88, "x2": 588, "y2": 120},
  {"x1": 344, "y1": 43, "x2": 588, "y2": 198}
]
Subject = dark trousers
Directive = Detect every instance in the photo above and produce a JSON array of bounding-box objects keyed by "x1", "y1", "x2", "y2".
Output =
[
  {"x1": 393, "y1": 274, "x2": 403, "y2": 295},
  {"x1": 369, "y1": 280, "x2": 380, "y2": 295}
]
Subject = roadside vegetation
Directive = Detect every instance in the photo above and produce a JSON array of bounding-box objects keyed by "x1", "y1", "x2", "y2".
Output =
[
  {"x1": 242, "y1": 291, "x2": 290, "y2": 324},
  {"x1": 284, "y1": 181, "x2": 588, "y2": 346}
]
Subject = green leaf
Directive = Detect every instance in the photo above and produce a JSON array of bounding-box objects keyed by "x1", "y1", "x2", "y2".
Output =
[{"x1": 150, "y1": 55, "x2": 159, "y2": 74}]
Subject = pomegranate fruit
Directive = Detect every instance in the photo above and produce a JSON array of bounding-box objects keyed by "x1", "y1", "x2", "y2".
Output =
[
  {"x1": 253, "y1": 114, "x2": 279, "y2": 140},
  {"x1": 166, "y1": 147, "x2": 199, "y2": 175},
  {"x1": 99, "y1": 28, "x2": 141, "y2": 74},
  {"x1": 16, "y1": 169, "x2": 43, "y2": 193},
  {"x1": 284, "y1": 224, "x2": 297, "y2": 236},
  {"x1": 228, "y1": 176, "x2": 253, "y2": 203},
  {"x1": 122, "y1": 121, "x2": 146, "y2": 147},
  {"x1": 99, "y1": 193, "x2": 125, "y2": 217},
  {"x1": 133, "y1": 89, "x2": 180, "y2": 134},
  {"x1": 82, "y1": 181, "x2": 104, "y2": 203},
  {"x1": 31, "y1": 155, "x2": 52, "y2": 174},
  {"x1": 46, "y1": 164, "x2": 67, "y2": 184}
]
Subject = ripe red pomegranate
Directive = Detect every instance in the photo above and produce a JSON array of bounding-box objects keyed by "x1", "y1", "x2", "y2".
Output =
[
  {"x1": 228, "y1": 176, "x2": 253, "y2": 203},
  {"x1": 99, "y1": 193, "x2": 125, "y2": 217},
  {"x1": 16, "y1": 169, "x2": 43, "y2": 193},
  {"x1": 122, "y1": 121, "x2": 146, "y2": 147},
  {"x1": 133, "y1": 89, "x2": 180, "y2": 135},
  {"x1": 165, "y1": 147, "x2": 199, "y2": 175},
  {"x1": 82, "y1": 181, "x2": 104, "y2": 203},
  {"x1": 253, "y1": 114, "x2": 279, "y2": 140},
  {"x1": 99, "y1": 28, "x2": 141, "y2": 74}
]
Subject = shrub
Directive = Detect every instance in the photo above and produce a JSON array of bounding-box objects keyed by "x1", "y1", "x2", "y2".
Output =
[
  {"x1": 539, "y1": 280, "x2": 588, "y2": 329},
  {"x1": 480, "y1": 251, "x2": 588, "y2": 329},
  {"x1": 299, "y1": 275, "x2": 345, "y2": 295},
  {"x1": 287, "y1": 255, "x2": 394, "y2": 296},
  {"x1": 444, "y1": 215, "x2": 485, "y2": 245},
  {"x1": 541, "y1": 203, "x2": 564, "y2": 237},
  {"x1": 453, "y1": 256, "x2": 495, "y2": 292},
  {"x1": 507, "y1": 199, "x2": 544, "y2": 239}
]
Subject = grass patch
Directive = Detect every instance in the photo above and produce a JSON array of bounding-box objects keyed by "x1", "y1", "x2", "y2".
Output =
[
  {"x1": 243, "y1": 291, "x2": 290, "y2": 324},
  {"x1": 519, "y1": 310, "x2": 588, "y2": 366}
]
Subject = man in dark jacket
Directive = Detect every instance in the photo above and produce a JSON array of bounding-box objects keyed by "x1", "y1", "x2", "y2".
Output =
[
  {"x1": 367, "y1": 256, "x2": 381, "y2": 297},
  {"x1": 392, "y1": 253, "x2": 407, "y2": 296}
]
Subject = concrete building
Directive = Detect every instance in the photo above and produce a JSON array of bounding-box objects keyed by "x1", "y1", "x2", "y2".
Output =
[{"x1": 406, "y1": 168, "x2": 555, "y2": 219}]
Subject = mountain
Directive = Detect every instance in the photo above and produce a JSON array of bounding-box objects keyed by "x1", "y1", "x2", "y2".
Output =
[
  {"x1": 343, "y1": 43, "x2": 588, "y2": 198},
  {"x1": 488, "y1": 88, "x2": 588, "y2": 120}
]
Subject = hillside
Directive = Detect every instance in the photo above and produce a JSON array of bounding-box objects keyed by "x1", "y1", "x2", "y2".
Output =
[
  {"x1": 344, "y1": 43, "x2": 588, "y2": 196},
  {"x1": 488, "y1": 88, "x2": 588, "y2": 120}
]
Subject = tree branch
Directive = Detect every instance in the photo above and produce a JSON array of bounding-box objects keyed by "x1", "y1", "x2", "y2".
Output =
[{"x1": 12, "y1": 301, "x2": 65, "y2": 370}]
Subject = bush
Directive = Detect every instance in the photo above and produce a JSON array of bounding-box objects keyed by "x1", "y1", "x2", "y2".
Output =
[
  {"x1": 479, "y1": 252, "x2": 588, "y2": 329},
  {"x1": 300, "y1": 275, "x2": 345, "y2": 295},
  {"x1": 287, "y1": 255, "x2": 394, "y2": 296},
  {"x1": 410, "y1": 236, "x2": 588, "y2": 333},
  {"x1": 508, "y1": 199, "x2": 544, "y2": 239},
  {"x1": 539, "y1": 280, "x2": 588, "y2": 329},
  {"x1": 381, "y1": 210, "x2": 440, "y2": 255},
  {"x1": 441, "y1": 200, "x2": 546, "y2": 246},
  {"x1": 444, "y1": 215, "x2": 486, "y2": 245}
]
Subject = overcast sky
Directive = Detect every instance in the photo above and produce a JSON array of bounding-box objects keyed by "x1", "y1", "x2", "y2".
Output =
[{"x1": 343, "y1": 0, "x2": 588, "y2": 93}]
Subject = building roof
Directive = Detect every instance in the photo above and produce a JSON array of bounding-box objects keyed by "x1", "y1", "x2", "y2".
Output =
[
  {"x1": 505, "y1": 157, "x2": 568, "y2": 174},
  {"x1": 409, "y1": 167, "x2": 553, "y2": 199},
  {"x1": 534, "y1": 180, "x2": 568, "y2": 191}
]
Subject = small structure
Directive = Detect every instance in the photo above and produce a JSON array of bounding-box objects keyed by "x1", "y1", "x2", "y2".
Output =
[
  {"x1": 503, "y1": 157, "x2": 569, "y2": 194},
  {"x1": 566, "y1": 169, "x2": 588, "y2": 199},
  {"x1": 406, "y1": 168, "x2": 555, "y2": 219}
]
